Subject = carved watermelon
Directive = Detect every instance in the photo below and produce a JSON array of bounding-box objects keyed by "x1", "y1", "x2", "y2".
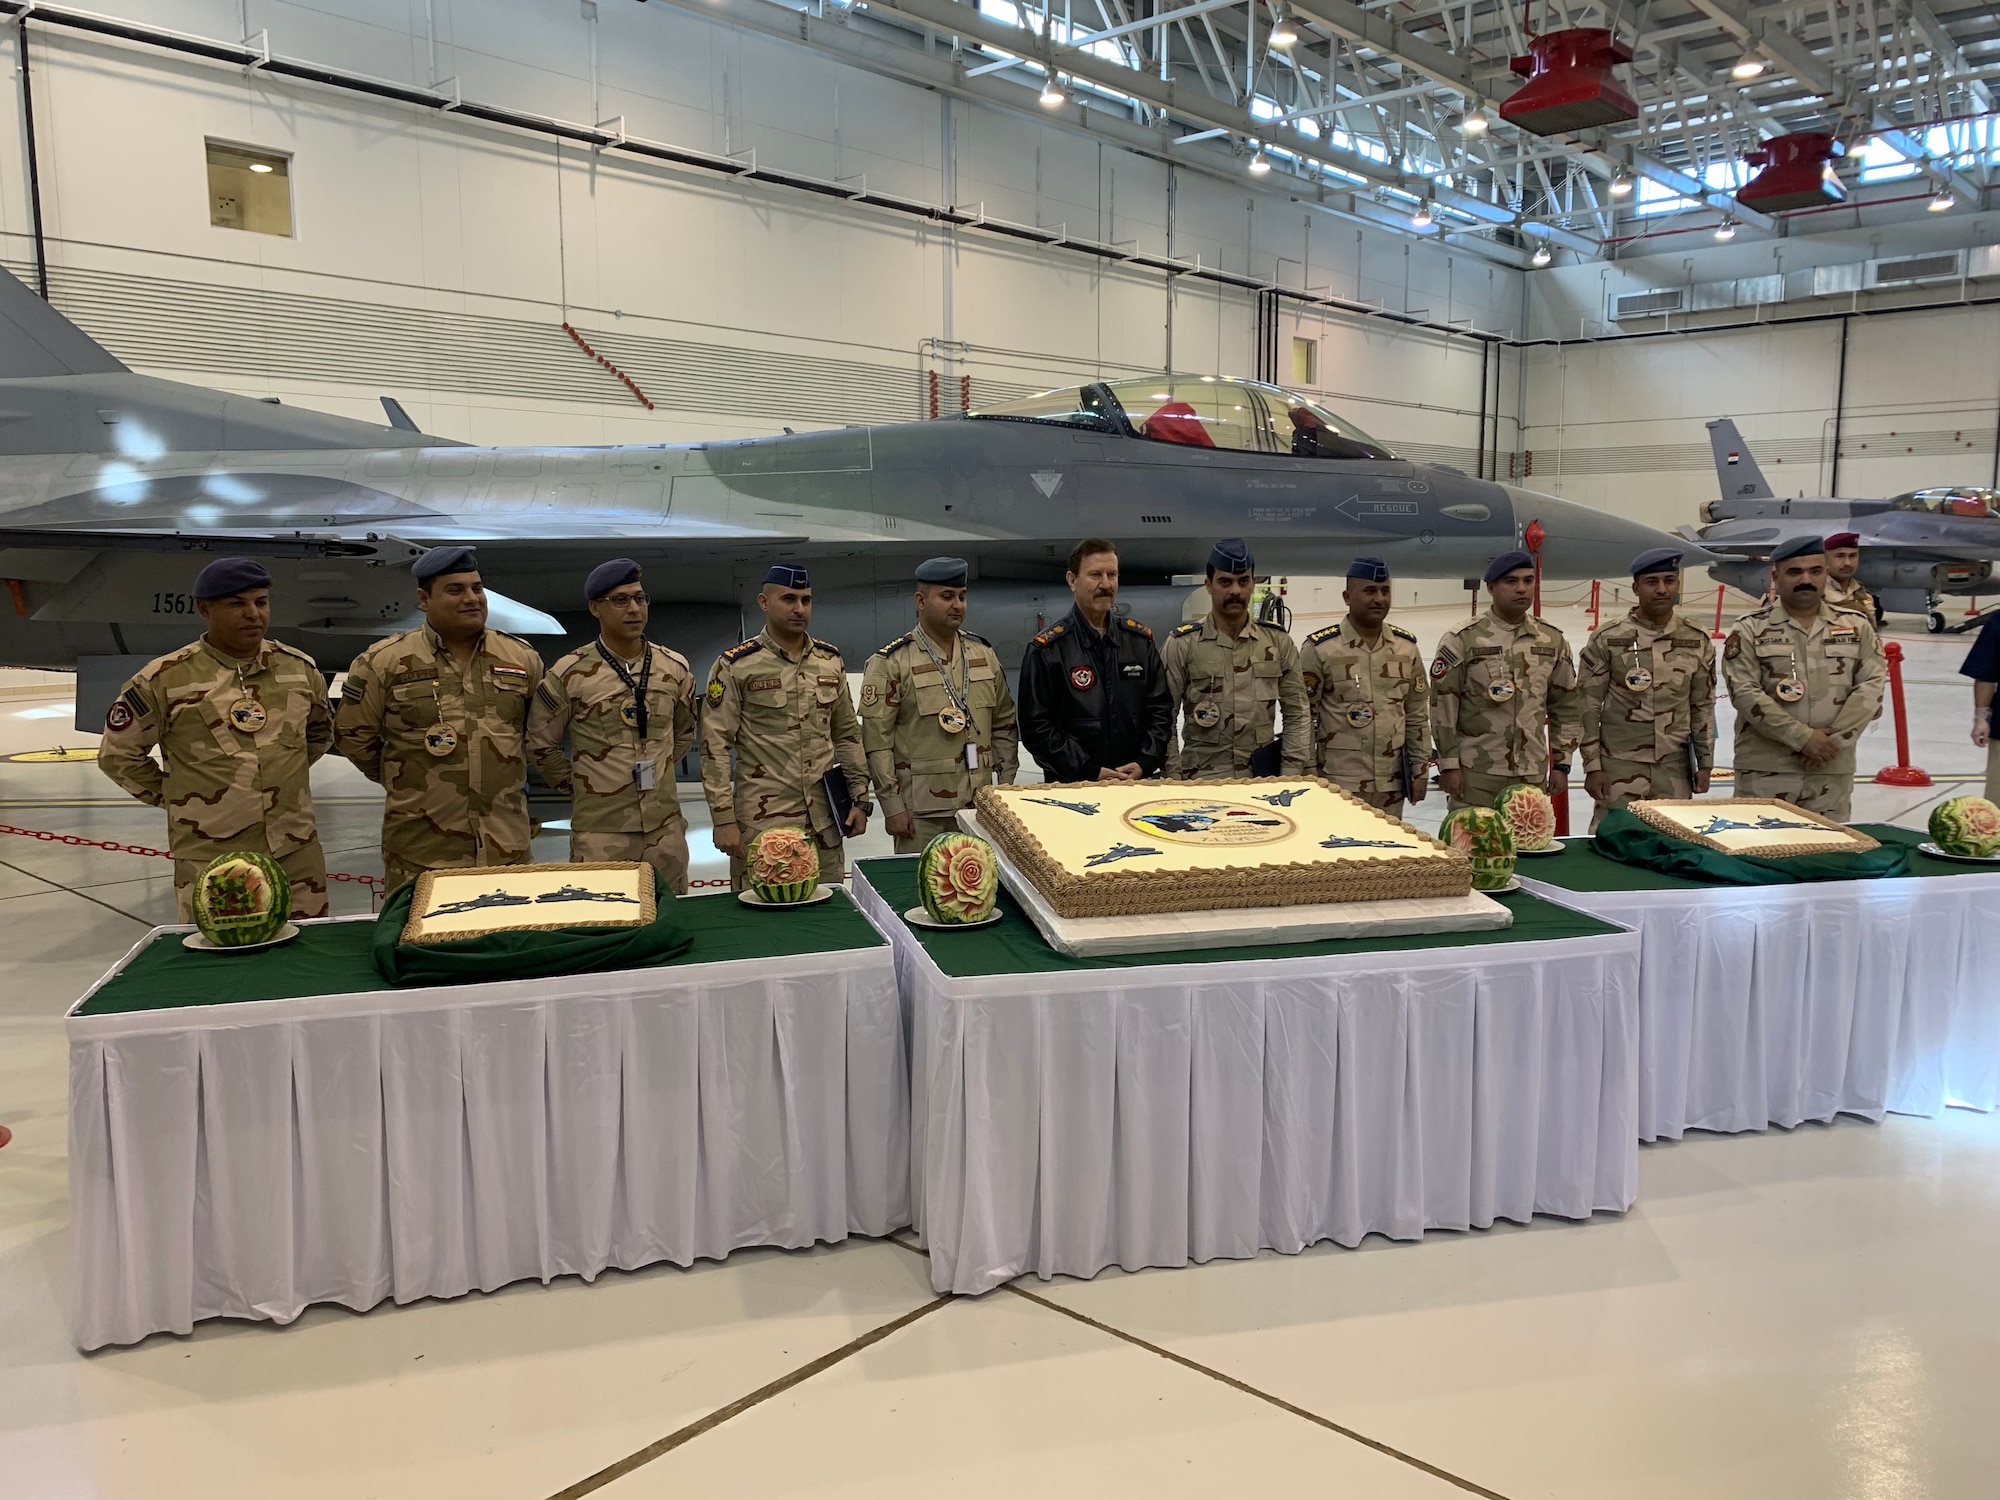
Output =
[
  {"x1": 747, "y1": 827, "x2": 821, "y2": 903},
  {"x1": 192, "y1": 850, "x2": 292, "y2": 946},
  {"x1": 1494, "y1": 783, "x2": 1557, "y2": 851},
  {"x1": 918, "y1": 831, "x2": 999, "y2": 923},
  {"x1": 1929, "y1": 795, "x2": 2000, "y2": 857},
  {"x1": 1440, "y1": 806, "x2": 1516, "y2": 890}
]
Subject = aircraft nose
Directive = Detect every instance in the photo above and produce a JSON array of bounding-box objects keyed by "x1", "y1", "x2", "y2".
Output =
[{"x1": 1499, "y1": 485, "x2": 1714, "y2": 580}]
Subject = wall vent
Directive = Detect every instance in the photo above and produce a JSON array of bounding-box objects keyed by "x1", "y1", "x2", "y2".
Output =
[
  {"x1": 1609, "y1": 287, "x2": 1684, "y2": 320},
  {"x1": 1869, "y1": 251, "x2": 1963, "y2": 286}
]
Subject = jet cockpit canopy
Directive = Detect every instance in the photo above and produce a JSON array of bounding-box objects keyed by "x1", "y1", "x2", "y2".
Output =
[
  {"x1": 1890, "y1": 487, "x2": 2000, "y2": 518},
  {"x1": 969, "y1": 376, "x2": 1397, "y2": 461}
]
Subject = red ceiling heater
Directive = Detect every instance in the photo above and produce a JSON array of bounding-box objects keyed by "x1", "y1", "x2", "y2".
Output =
[
  {"x1": 1736, "y1": 131, "x2": 1847, "y2": 213},
  {"x1": 1500, "y1": 29, "x2": 1638, "y2": 135}
]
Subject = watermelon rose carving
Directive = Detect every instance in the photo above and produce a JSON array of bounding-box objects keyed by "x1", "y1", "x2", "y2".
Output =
[
  {"x1": 1439, "y1": 806, "x2": 1516, "y2": 890},
  {"x1": 1929, "y1": 795, "x2": 2000, "y2": 857},
  {"x1": 918, "y1": 832, "x2": 999, "y2": 923},
  {"x1": 746, "y1": 827, "x2": 821, "y2": 903},
  {"x1": 1493, "y1": 783, "x2": 1556, "y2": 851},
  {"x1": 192, "y1": 850, "x2": 293, "y2": 946}
]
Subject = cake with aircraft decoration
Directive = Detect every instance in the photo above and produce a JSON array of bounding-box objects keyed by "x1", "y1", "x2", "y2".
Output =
[{"x1": 1627, "y1": 798, "x2": 1880, "y2": 857}]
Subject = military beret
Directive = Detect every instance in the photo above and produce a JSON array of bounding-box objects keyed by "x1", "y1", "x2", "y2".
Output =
[
  {"x1": 763, "y1": 563, "x2": 810, "y2": 589},
  {"x1": 1629, "y1": 547, "x2": 1683, "y2": 578},
  {"x1": 191, "y1": 556, "x2": 272, "y2": 600},
  {"x1": 1483, "y1": 549, "x2": 1536, "y2": 585},
  {"x1": 915, "y1": 556, "x2": 968, "y2": 586},
  {"x1": 413, "y1": 544, "x2": 479, "y2": 583},
  {"x1": 1824, "y1": 531, "x2": 1860, "y2": 550},
  {"x1": 1346, "y1": 556, "x2": 1390, "y2": 583},
  {"x1": 1207, "y1": 537, "x2": 1255, "y2": 574},
  {"x1": 585, "y1": 558, "x2": 642, "y2": 600},
  {"x1": 1769, "y1": 535, "x2": 1825, "y2": 564}
]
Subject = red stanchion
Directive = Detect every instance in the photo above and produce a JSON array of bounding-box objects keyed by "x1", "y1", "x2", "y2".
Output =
[
  {"x1": 1587, "y1": 578, "x2": 1602, "y2": 630},
  {"x1": 1524, "y1": 518, "x2": 1546, "y2": 614},
  {"x1": 1872, "y1": 641, "x2": 1934, "y2": 786},
  {"x1": 1710, "y1": 583, "x2": 1727, "y2": 640},
  {"x1": 1551, "y1": 749, "x2": 1571, "y2": 836}
]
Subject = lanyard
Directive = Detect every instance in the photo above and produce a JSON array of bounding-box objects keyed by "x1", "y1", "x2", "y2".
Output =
[
  {"x1": 915, "y1": 627, "x2": 970, "y2": 721},
  {"x1": 599, "y1": 640, "x2": 653, "y2": 740}
]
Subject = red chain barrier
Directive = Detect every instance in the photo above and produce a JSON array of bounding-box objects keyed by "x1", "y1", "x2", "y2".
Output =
[
  {"x1": 0, "y1": 823, "x2": 384, "y2": 885},
  {"x1": 1872, "y1": 641, "x2": 1934, "y2": 787},
  {"x1": 1711, "y1": 583, "x2": 1728, "y2": 641}
]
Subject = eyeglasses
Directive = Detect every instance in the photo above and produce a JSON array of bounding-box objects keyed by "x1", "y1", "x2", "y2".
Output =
[{"x1": 600, "y1": 591, "x2": 649, "y2": 607}]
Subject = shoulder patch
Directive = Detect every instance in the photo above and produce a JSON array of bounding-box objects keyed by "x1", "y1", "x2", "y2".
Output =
[
  {"x1": 705, "y1": 678, "x2": 726, "y2": 705},
  {"x1": 873, "y1": 632, "x2": 913, "y2": 658},
  {"x1": 1388, "y1": 623, "x2": 1416, "y2": 642},
  {"x1": 721, "y1": 639, "x2": 762, "y2": 663},
  {"x1": 1120, "y1": 617, "x2": 1154, "y2": 639},
  {"x1": 1032, "y1": 622, "x2": 1068, "y2": 647},
  {"x1": 1171, "y1": 621, "x2": 1200, "y2": 637},
  {"x1": 1724, "y1": 633, "x2": 1743, "y2": 660},
  {"x1": 1305, "y1": 623, "x2": 1341, "y2": 645}
]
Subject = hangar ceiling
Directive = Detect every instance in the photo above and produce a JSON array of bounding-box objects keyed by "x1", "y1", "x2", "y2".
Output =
[{"x1": 707, "y1": 0, "x2": 1998, "y2": 260}]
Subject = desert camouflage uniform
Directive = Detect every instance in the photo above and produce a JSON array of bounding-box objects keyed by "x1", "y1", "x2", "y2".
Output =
[
  {"x1": 99, "y1": 637, "x2": 334, "y2": 921},
  {"x1": 335, "y1": 625, "x2": 545, "y2": 892},
  {"x1": 1299, "y1": 617, "x2": 1428, "y2": 817},
  {"x1": 526, "y1": 639, "x2": 698, "y2": 892},
  {"x1": 1579, "y1": 610, "x2": 1718, "y2": 831},
  {"x1": 1826, "y1": 576, "x2": 1878, "y2": 621},
  {"x1": 1723, "y1": 600, "x2": 1885, "y2": 821},
  {"x1": 702, "y1": 627, "x2": 870, "y2": 888},
  {"x1": 1430, "y1": 611, "x2": 1582, "y2": 811},
  {"x1": 859, "y1": 628, "x2": 1019, "y2": 854},
  {"x1": 1159, "y1": 613, "x2": 1311, "y2": 778}
]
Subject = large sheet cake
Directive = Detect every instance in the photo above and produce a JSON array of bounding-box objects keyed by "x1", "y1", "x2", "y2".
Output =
[
  {"x1": 973, "y1": 777, "x2": 1471, "y2": 920},
  {"x1": 1626, "y1": 798, "x2": 1879, "y2": 856}
]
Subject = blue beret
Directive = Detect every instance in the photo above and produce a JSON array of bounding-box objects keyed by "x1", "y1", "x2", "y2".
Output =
[
  {"x1": 1769, "y1": 535, "x2": 1825, "y2": 564},
  {"x1": 585, "y1": 558, "x2": 642, "y2": 600},
  {"x1": 1207, "y1": 538, "x2": 1255, "y2": 574},
  {"x1": 1484, "y1": 549, "x2": 1536, "y2": 585},
  {"x1": 1346, "y1": 556, "x2": 1390, "y2": 583},
  {"x1": 192, "y1": 556, "x2": 272, "y2": 600},
  {"x1": 1630, "y1": 547, "x2": 1683, "y2": 578},
  {"x1": 413, "y1": 545, "x2": 479, "y2": 583},
  {"x1": 915, "y1": 556, "x2": 968, "y2": 586},
  {"x1": 763, "y1": 563, "x2": 810, "y2": 589}
]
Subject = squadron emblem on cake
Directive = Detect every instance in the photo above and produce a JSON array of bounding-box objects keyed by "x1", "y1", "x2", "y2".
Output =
[{"x1": 1122, "y1": 798, "x2": 1296, "y2": 846}]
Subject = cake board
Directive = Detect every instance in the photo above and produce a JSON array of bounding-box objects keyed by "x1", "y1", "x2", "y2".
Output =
[{"x1": 958, "y1": 811, "x2": 1513, "y2": 959}]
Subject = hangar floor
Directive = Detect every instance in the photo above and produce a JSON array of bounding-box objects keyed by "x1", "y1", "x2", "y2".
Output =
[{"x1": 3, "y1": 604, "x2": 1996, "y2": 1499}]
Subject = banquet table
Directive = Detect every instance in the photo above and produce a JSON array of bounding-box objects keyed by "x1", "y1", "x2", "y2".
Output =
[
  {"x1": 67, "y1": 891, "x2": 906, "y2": 1351},
  {"x1": 852, "y1": 859, "x2": 1641, "y2": 1297},
  {"x1": 1517, "y1": 825, "x2": 2000, "y2": 1141}
]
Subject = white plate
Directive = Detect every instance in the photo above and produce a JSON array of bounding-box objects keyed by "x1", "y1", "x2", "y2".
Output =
[
  {"x1": 1473, "y1": 877, "x2": 1522, "y2": 893},
  {"x1": 182, "y1": 922, "x2": 301, "y2": 954},
  {"x1": 737, "y1": 885, "x2": 835, "y2": 908},
  {"x1": 1515, "y1": 843, "x2": 1567, "y2": 857},
  {"x1": 1917, "y1": 842, "x2": 2000, "y2": 865},
  {"x1": 903, "y1": 906, "x2": 1003, "y2": 931}
]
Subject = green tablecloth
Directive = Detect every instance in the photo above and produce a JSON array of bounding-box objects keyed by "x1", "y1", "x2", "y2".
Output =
[
  {"x1": 76, "y1": 889, "x2": 887, "y2": 1017},
  {"x1": 856, "y1": 857, "x2": 1625, "y2": 979},
  {"x1": 1522, "y1": 823, "x2": 1987, "y2": 894}
]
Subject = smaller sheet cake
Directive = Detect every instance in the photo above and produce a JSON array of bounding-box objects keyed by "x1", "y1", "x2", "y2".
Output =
[
  {"x1": 1627, "y1": 798, "x2": 1880, "y2": 857},
  {"x1": 973, "y1": 777, "x2": 1470, "y2": 919},
  {"x1": 401, "y1": 861, "x2": 656, "y2": 944}
]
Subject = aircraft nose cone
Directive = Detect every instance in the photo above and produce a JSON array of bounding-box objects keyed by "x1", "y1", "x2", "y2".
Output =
[{"x1": 1500, "y1": 485, "x2": 1714, "y2": 579}]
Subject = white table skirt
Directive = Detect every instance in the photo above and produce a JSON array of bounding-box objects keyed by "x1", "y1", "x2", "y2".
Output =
[
  {"x1": 67, "y1": 922, "x2": 909, "y2": 1351},
  {"x1": 1516, "y1": 869, "x2": 2000, "y2": 1142},
  {"x1": 852, "y1": 872, "x2": 1641, "y2": 1297}
]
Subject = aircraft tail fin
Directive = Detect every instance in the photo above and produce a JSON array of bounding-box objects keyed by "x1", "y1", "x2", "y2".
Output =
[
  {"x1": 0, "y1": 265, "x2": 127, "y2": 378},
  {"x1": 1705, "y1": 418, "x2": 1775, "y2": 502},
  {"x1": 381, "y1": 396, "x2": 420, "y2": 431}
]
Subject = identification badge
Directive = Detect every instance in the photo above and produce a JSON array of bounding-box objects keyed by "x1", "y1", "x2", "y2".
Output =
[
  {"x1": 1486, "y1": 679, "x2": 1516, "y2": 703},
  {"x1": 1344, "y1": 703, "x2": 1375, "y2": 727},
  {"x1": 1623, "y1": 667, "x2": 1653, "y2": 691},
  {"x1": 424, "y1": 724, "x2": 459, "y2": 756},
  {"x1": 964, "y1": 742, "x2": 980, "y2": 772},
  {"x1": 1775, "y1": 677, "x2": 1805, "y2": 704},
  {"x1": 938, "y1": 706, "x2": 967, "y2": 734},
  {"x1": 228, "y1": 696, "x2": 267, "y2": 732},
  {"x1": 634, "y1": 761, "x2": 657, "y2": 791}
]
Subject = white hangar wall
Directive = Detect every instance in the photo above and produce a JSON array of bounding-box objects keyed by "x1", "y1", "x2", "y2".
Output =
[{"x1": 0, "y1": 0, "x2": 1522, "y2": 475}]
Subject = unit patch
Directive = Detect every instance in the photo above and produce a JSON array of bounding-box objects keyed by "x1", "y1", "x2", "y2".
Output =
[{"x1": 1070, "y1": 666, "x2": 1096, "y2": 691}]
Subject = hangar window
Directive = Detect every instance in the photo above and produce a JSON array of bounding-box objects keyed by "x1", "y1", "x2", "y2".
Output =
[
  {"x1": 1290, "y1": 338, "x2": 1317, "y2": 388},
  {"x1": 206, "y1": 141, "x2": 292, "y2": 236}
]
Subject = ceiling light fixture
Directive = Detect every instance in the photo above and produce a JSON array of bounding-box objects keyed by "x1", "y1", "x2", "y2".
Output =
[
  {"x1": 249, "y1": 162, "x2": 274, "y2": 173},
  {"x1": 1410, "y1": 200, "x2": 1435, "y2": 229},
  {"x1": 1929, "y1": 189, "x2": 1955, "y2": 211},
  {"x1": 1714, "y1": 217, "x2": 1737, "y2": 241},
  {"x1": 1039, "y1": 75, "x2": 1065, "y2": 107},
  {"x1": 1460, "y1": 108, "x2": 1489, "y2": 136},
  {"x1": 1268, "y1": 10, "x2": 1298, "y2": 48},
  {"x1": 1531, "y1": 243, "x2": 1552, "y2": 266},
  {"x1": 1248, "y1": 149, "x2": 1272, "y2": 175},
  {"x1": 1609, "y1": 172, "x2": 1633, "y2": 197},
  {"x1": 1731, "y1": 53, "x2": 1767, "y2": 80}
]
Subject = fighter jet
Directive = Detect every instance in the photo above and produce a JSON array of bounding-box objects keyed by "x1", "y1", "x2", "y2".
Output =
[
  {"x1": 1690, "y1": 417, "x2": 2000, "y2": 632},
  {"x1": 0, "y1": 266, "x2": 1687, "y2": 723}
]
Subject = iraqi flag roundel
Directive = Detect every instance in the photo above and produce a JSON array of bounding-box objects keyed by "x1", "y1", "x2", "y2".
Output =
[{"x1": 1070, "y1": 665, "x2": 1096, "y2": 691}]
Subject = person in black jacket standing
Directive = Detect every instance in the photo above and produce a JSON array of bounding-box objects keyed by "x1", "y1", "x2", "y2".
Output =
[{"x1": 1019, "y1": 538, "x2": 1174, "y2": 782}]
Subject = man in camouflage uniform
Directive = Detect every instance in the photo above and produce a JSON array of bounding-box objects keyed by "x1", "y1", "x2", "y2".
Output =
[
  {"x1": 99, "y1": 557, "x2": 334, "y2": 920},
  {"x1": 860, "y1": 556, "x2": 1019, "y2": 854},
  {"x1": 1161, "y1": 538, "x2": 1311, "y2": 779},
  {"x1": 1300, "y1": 556, "x2": 1429, "y2": 817},
  {"x1": 335, "y1": 546, "x2": 546, "y2": 893},
  {"x1": 526, "y1": 559, "x2": 698, "y2": 892},
  {"x1": 1723, "y1": 534, "x2": 1885, "y2": 821},
  {"x1": 702, "y1": 563, "x2": 871, "y2": 888},
  {"x1": 1580, "y1": 547, "x2": 1718, "y2": 831},
  {"x1": 1822, "y1": 531, "x2": 1878, "y2": 622},
  {"x1": 1431, "y1": 549, "x2": 1582, "y2": 811}
]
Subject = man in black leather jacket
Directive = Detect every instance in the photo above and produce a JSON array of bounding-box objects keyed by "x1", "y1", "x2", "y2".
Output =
[{"x1": 1018, "y1": 539, "x2": 1175, "y2": 782}]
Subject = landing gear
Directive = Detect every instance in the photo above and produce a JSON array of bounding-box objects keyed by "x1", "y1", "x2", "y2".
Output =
[{"x1": 1927, "y1": 610, "x2": 1947, "y2": 635}]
